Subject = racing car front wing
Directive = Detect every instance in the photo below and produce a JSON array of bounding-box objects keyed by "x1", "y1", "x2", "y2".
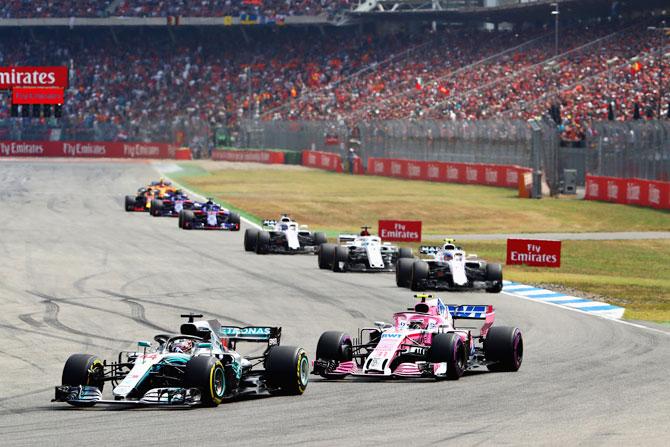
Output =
[{"x1": 53, "y1": 385, "x2": 202, "y2": 407}]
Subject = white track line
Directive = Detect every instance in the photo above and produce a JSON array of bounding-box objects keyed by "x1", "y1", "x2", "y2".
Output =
[{"x1": 502, "y1": 289, "x2": 669, "y2": 336}]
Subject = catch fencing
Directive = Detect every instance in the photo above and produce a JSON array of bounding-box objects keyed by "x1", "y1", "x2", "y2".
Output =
[{"x1": 239, "y1": 119, "x2": 670, "y2": 186}]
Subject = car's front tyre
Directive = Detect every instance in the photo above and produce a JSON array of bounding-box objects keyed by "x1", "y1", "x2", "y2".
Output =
[{"x1": 184, "y1": 356, "x2": 226, "y2": 406}]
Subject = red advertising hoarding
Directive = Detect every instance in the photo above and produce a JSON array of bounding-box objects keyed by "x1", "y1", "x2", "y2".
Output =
[
  {"x1": 211, "y1": 149, "x2": 285, "y2": 164},
  {"x1": 378, "y1": 220, "x2": 422, "y2": 242},
  {"x1": 0, "y1": 140, "x2": 173, "y2": 159},
  {"x1": 12, "y1": 87, "x2": 64, "y2": 105},
  {"x1": 0, "y1": 66, "x2": 69, "y2": 89},
  {"x1": 506, "y1": 239, "x2": 562, "y2": 268},
  {"x1": 366, "y1": 157, "x2": 530, "y2": 189},
  {"x1": 301, "y1": 150, "x2": 343, "y2": 173},
  {"x1": 585, "y1": 175, "x2": 670, "y2": 210}
]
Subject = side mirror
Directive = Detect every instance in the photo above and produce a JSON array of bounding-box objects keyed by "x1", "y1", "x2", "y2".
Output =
[
  {"x1": 197, "y1": 343, "x2": 212, "y2": 349},
  {"x1": 138, "y1": 341, "x2": 151, "y2": 348}
]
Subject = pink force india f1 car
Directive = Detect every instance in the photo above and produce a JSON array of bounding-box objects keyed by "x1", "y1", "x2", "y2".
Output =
[{"x1": 312, "y1": 294, "x2": 523, "y2": 380}]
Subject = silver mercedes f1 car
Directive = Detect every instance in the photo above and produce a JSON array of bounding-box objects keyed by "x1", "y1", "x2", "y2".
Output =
[{"x1": 53, "y1": 314, "x2": 309, "y2": 407}]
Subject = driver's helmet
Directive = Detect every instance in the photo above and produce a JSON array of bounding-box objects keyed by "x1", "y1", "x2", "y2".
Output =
[
  {"x1": 443, "y1": 251, "x2": 453, "y2": 261},
  {"x1": 172, "y1": 339, "x2": 194, "y2": 354},
  {"x1": 204, "y1": 200, "x2": 214, "y2": 208},
  {"x1": 408, "y1": 319, "x2": 426, "y2": 330}
]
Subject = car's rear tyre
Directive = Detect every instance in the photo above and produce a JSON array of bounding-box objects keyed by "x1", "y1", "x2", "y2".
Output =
[
  {"x1": 255, "y1": 231, "x2": 270, "y2": 254},
  {"x1": 184, "y1": 356, "x2": 226, "y2": 407},
  {"x1": 124, "y1": 195, "x2": 135, "y2": 212},
  {"x1": 410, "y1": 260, "x2": 429, "y2": 291},
  {"x1": 228, "y1": 212, "x2": 240, "y2": 231},
  {"x1": 485, "y1": 326, "x2": 523, "y2": 372},
  {"x1": 181, "y1": 210, "x2": 195, "y2": 230},
  {"x1": 429, "y1": 333, "x2": 466, "y2": 380},
  {"x1": 485, "y1": 263, "x2": 503, "y2": 293},
  {"x1": 396, "y1": 258, "x2": 414, "y2": 288},
  {"x1": 318, "y1": 243, "x2": 336, "y2": 269},
  {"x1": 331, "y1": 246, "x2": 349, "y2": 272},
  {"x1": 264, "y1": 346, "x2": 309, "y2": 395},
  {"x1": 398, "y1": 247, "x2": 413, "y2": 259},
  {"x1": 150, "y1": 199, "x2": 163, "y2": 216},
  {"x1": 316, "y1": 331, "x2": 353, "y2": 363},
  {"x1": 244, "y1": 229, "x2": 259, "y2": 251}
]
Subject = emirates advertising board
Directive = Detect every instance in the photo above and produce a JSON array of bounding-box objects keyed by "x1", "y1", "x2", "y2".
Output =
[
  {"x1": 506, "y1": 239, "x2": 562, "y2": 268},
  {"x1": 378, "y1": 220, "x2": 422, "y2": 242},
  {"x1": 1, "y1": 66, "x2": 68, "y2": 104}
]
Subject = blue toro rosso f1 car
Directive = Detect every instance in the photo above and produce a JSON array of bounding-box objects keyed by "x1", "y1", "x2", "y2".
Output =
[
  {"x1": 53, "y1": 314, "x2": 309, "y2": 407},
  {"x1": 150, "y1": 190, "x2": 196, "y2": 217},
  {"x1": 178, "y1": 199, "x2": 240, "y2": 231}
]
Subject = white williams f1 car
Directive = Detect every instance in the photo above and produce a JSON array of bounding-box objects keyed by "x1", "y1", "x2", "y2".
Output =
[
  {"x1": 244, "y1": 214, "x2": 326, "y2": 254},
  {"x1": 396, "y1": 239, "x2": 503, "y2": 293},
  {"x1": 318, "y1": 227, "x2": 413, "y2": 272},
  {"x1": 53, "y1": 314, "x2": 309, "y2": 407}
]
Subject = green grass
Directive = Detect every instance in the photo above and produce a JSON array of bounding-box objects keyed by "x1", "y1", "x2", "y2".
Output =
[
  {"x1": 417, "y1": 239, "x2": 670, "y2": 322},
  {"x1": 171, "y1": 163, "x2": 670, "y2": 322},
  {"x1": 171, "y1": 166, "x2": 669, "y2": 235}
]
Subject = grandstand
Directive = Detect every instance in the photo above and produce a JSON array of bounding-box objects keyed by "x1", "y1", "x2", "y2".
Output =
[{"x1": 1, "y1": 0, "x2": 668, "y2": 178}]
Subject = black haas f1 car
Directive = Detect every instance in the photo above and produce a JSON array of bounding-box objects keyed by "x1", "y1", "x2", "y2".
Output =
[
  {"x1": 396, "y1": 239, "x2": 503, "y2": 293},
  {"x1": 318, "y1": 227, "x2": 413, "y2": 272},
  {"x1": 150, "y1": 190, "x2": 195, "y2": 217},
  {"x1": 124, "y1": 179, "x2": 176, "y2": 212},
  {"x1": 178, "y1": 200, "x2": 240, "y2": 231},
  {"x1": 53, "y1": 314, "x2": 309, "y2": 407},
  {"x1": 312, "y1": 294, "x2": 522, "y2": 380},
  {"x1": 244, "y1": 215, "x2": 326, "y2": 254}
]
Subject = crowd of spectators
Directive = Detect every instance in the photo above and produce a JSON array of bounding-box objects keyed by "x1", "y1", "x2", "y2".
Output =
[
  {"x1": 0, "y1": 16, "x2": 668, "y2": 146},
  {"x1": 0, "y1": 1, "x2": 350, "y2": 18},
  {"x1": 0, "y1": 1, "x2": 113, "y2": 18}
]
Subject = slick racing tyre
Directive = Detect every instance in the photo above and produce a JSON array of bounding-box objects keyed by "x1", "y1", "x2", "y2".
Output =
[
  {"x1": 318, "y1": 243, "x2": 336, "y2": 269},
  {"x1": 178, "y1": 210, "x2": 185, "y2": 228},
  {"x1": 429, "y1": 333, "x2": 466, "y2": 380},
  {"x1": 332, "y1": 246, "x2": 349, "y2": 272},
  {"x1": 484, "y1": 326, "x2": 523, "y2": 372},
  {"x1": 150, "y1": 199, "x2": 163, "y2": 216},
  {"x1": 255, "y1": 231, "x2": 270, "y2": 254},
  {"x1": 62, "y1": 354, "x2": 105, "y2": 407},
  {"x1": 398, "y1": 247, "x2": 413, "y2": 259},
  {"x1": 410, "y1": 260, "x2": 429, "y2": 291},
  {"x1": 313, "y1": 232, "x2": 327, "y2": 247},
  {"x1": 181, "y1": 210, "x2": 195, "y2": 230},
  {"x1": 228, "y1": 212, "x2": 240, "y2": 231},
  {"x1": 244, "y1": 229, "x2": 259, "y2": 251},
  {"x1": 264, "y1": 346, "x2": 309, "y2": 395},
  {"x1": 184, "y1": 356, "x2": 226, "y2": 407},
  {"x1": 316, "y1": 331, "x2": 353, "y2": 363},
  {"x1": 485, "y1": 263, "x2": 503, "y2": 293},
  {"x1": 124, "y1": 195, "x2": 135, "y2": 212},
  {"x1": 396, "y1": 258, "x2": 414, "y2": 288}
]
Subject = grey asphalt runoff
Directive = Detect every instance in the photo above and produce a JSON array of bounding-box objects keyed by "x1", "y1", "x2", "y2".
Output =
[{"x1": 0, "y1": 160, "x2": 668, "y2": 447}]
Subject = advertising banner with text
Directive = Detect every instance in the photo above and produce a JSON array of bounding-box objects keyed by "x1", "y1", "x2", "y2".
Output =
[
  {"x1": 367, "y1": 157, "x2": 530, "y2": 189},
  {"x1": 506, "y1": 239, "x2": 562, "y2": 268},
  {"x1": 211, "y1": 149, "x2": 285, "y2": 164},
  {"x1": 585, "y1": 175, "x2": 670, "y2": 210},
  {"x1": 0, "y1": 140, "x2": 173, "y2": 159},
  {"x1": 378, "y1": 220, "x2": 422, "y2": 242}
]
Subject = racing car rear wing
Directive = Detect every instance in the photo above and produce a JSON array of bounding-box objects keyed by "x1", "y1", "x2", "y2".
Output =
[
  {"x1": 447, "y1": 305, "x2": 494, "y2": 320},
  {"x1": 420, "y1": 246, "x2": 440, "y2": 254},
  {"x1": 219, "y1": 326, "x2": 281, "y2": 344},
  {"x1": 262, "y1": 220, "x2": 277, "y2": 227}
]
